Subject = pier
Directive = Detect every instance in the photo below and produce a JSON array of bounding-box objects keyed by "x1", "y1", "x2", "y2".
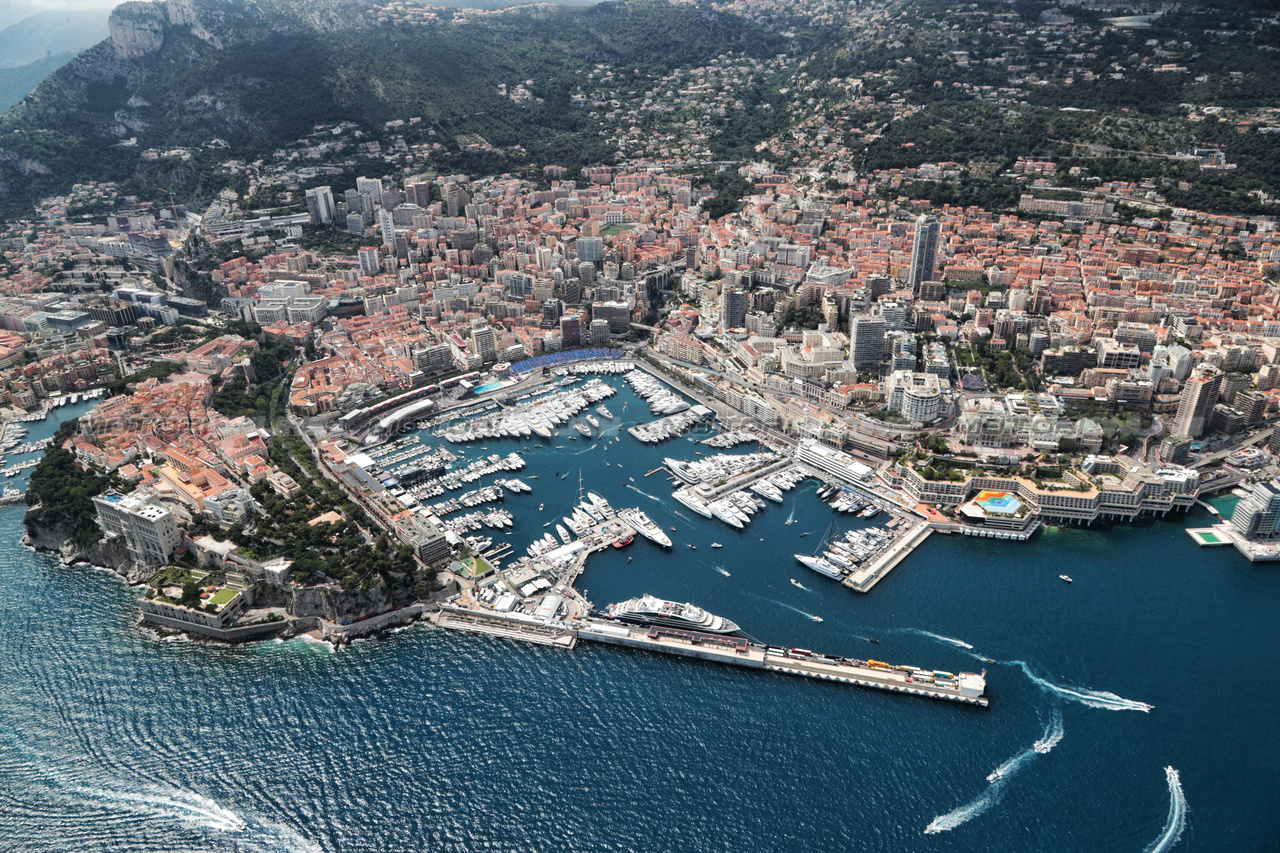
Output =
[
  {"x1": 428, "y1": 613, "x2": 990, "y2": 707},
  {"x1": 843, "y1": 516, "x2": 934, "y2": 594},
  {"x1": 433, "y1": 605, "x2": 577, "y2": 648}
]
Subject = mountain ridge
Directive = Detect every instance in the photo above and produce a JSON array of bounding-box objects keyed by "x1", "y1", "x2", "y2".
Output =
[{"x1": 0, "y1": 0, "x2": 788, "y2": 214}]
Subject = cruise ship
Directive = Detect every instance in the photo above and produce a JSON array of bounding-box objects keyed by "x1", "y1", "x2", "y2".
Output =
[
  {"x1": 606, "y1": 594, "x2": 740, "y2": 634},
  {"x1": 619, "y1": 508, "x2": 673, "y2": 547}
]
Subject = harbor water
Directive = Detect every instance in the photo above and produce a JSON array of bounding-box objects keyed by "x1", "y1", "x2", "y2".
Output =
[{"x1": 1, "y1": 377, "x2": 1277, "y2": 851}]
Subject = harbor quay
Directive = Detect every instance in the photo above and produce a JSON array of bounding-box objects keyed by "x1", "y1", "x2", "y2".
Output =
[
  {"x1": 843, "y1": 516, "x2": 934, "y2": 594},
  {"x1": 427, "y1": 605, "x2": 987, "y2": 707}
]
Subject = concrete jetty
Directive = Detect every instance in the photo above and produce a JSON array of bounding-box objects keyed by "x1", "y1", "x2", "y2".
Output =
[
  {"x1": 573, "y1": 618, "x2": 987, "y2": 705},
  {"x1": 843, "y1": 517, "x2": 933, "y2": 593}
]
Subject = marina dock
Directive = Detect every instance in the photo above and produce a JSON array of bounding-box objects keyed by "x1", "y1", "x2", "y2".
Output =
[
  {"x1": 380, "y1": 358, "x2": 990, "y2": 708},
  {"x1": 843, "y1": 517, "x2": 933, "y2": 593}
]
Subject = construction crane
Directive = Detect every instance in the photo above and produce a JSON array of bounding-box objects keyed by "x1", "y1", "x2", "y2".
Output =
[{"x1": 154, "y1": 187, "x2": 178, "y2": 219}]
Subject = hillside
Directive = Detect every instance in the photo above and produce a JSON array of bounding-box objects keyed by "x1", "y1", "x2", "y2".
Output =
[
  {"x1": 0, "y1": 8, "x2": 109, "y2": 67},
  {"x1": 0, "y1": 0, "x2": 788, "y2": 215},
  {"x1": 0, "y1": 50, "x2": 76, "y2": 111}
]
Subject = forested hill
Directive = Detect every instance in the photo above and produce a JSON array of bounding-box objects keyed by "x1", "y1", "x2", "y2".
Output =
[{"x1": 0, "y1": 0, "x2": 788, "y2": 215}]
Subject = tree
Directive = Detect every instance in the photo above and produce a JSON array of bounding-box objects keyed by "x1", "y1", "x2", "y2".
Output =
[{"x1": 179, "y1": 581, "x2": 203, "y2": 608}]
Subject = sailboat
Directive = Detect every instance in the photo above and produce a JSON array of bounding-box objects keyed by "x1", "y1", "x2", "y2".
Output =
[{"x1": 793, "y1": 520, "x2": 845, "y2": 580}]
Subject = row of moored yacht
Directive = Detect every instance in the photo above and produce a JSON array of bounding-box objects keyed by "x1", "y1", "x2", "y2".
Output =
[
  {"x1": 665, "y1": 452, "x2": 780, "y2": 486},
  {"x1": 436, "y1": 380, "x2": 617, "y2": 443},
  {"x1": 626, "y1": 371, "x2": 689, "y2": 415},
  {"x1": 795, "y1": 526, "x2": 895, "y2": 581}
]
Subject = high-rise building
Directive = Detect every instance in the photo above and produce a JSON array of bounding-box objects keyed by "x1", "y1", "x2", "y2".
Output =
[
  {"x1": 1231, "y1": 479, "x2": 1280, "y2": 538},
  {"x1": 849, "y1": 314, "x2": 887, "y2": 372},
  {"x1": 355, "y1": 176, "x2": 384, "y2": 198},
  {"x1": 577, "y1": 236, "x2": 604, "y2": 263},
  {"x1": 378, "y1": 209, "x2": 395, "y2": 246},
  {"x1": 877, "y1": 300, "x2": 906, "y2": 331},
  {"x1": 908, "y1": 214, "x2": 940, "y2": 293},
  {"x1": 305, "y1": 186, "x2": 335, "y2": 225},
  {"x1": 470, "y1": 322, "x2": 497, "y2": 364},
  {"x1": 720, "y1": 288, "x2": 748, "y2": 331},
  {"x1": 559, "y1": 314, "x2": 581, "y2": 348},
  {"x1": 867, "y1": 273, "x2": 893, "y2": 302},
  {"x1": 404, "y1": 180, "x2": 432, "y2": 207},
  {"x1": 413, "y1": 343, "x2": 455, "y2": 376},
  {"x1": 887, "y1": 370, "x2": 945, "y2": 423},
  {"x1": 589, "y1": 318, "x2": 610, "y2": 346},
  {"x1": 358, "y1": 246, "x2": 382, "y2": 277},
  {"x1": 1170, "y1": 364, "x2": 1223, "y2": 438}
]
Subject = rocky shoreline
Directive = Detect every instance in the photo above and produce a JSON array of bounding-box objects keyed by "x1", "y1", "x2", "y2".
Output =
[
  {"x1": 23, "y1": 510, "x2": 145, "y2": 583},
  {"x1": 23, "y1": 507, "x2": 438, "y2": 646}
]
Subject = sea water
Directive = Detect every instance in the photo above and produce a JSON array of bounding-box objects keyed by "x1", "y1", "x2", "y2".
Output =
[{"x1": 1, "y1": 379, "x2": 1276, "y2": 851}]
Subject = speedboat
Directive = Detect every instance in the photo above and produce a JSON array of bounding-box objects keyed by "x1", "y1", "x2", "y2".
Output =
[{"x1": 1060, "y1": 575, "x2": 1073, "y2": 583}]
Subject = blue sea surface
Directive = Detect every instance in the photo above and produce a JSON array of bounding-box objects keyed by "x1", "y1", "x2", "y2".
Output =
[{"x1": 1, "y1": 379, "x2": 1278, "y2": 851}]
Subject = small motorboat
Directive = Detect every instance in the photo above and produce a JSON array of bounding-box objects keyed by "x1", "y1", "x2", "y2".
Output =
[
  {"x1": 1059, "y1": 575, "x2": 1073, "y2": 583},
  {"x1": 711, "y1": 543, "x2": 722, "y2": 549},
  {"x1": 687, "y1": 544, "x2": 696, "y2": 550}
]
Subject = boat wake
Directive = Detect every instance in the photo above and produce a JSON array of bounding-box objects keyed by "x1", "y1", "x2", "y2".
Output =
[
  {"x1": 714, "y1": 565, "x2": 732, "y2": 577},
  {"x1": 791, "y1": 580, "x2": 812, "y2": 592},
  {"x1": 1010, "y1": 660, "x2": 1154, "y2": 712},
  {"x1": 749, "y1": 593, "x2": 823, "y2": 624},
  {"x1": 667, "y1": 509, "x2": 697, "y2": 529},
  {"x1": 1144, "y1": 767, "x2": 1187, "y2": 853},
  {"x1": 76, "y1": 784, "x2": 248, "y2": 833},
  {"x1": 952, "y1": 651, "x2": 1154, "y2": 712},
  {"x1": 926, "y1": 706, "x2": 1064, "y2": 835},
  {"x1": 910, "y1": 629, "x2": 974, "y2": 649},
  {"x1": 924, "y1": 780, "x2": 1005, "y2": 835},
  {"x1": 625, "y1": 484, "x2": 662, "y2": 502},
  {"x1": 1033, "y1": 703, "x2": 1065, "y2": 754}
]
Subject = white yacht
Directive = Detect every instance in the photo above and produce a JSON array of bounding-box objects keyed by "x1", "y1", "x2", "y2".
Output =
[
  {"x1": 794, "y1": 553, "x2": 845, "y2": 580},
  {"x1": 619, "y1": 509, "x2": 672, "y2": 548}
]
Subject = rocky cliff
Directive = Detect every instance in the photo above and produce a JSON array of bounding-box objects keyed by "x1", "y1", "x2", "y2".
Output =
[
  {"x1": 23, "y1": 506, "x2": 146, "y2": 583},
  {"x1": 291, "y1": 582, "x2": 398, "y2": 624},
  {"x1": 108, "y1": 2, "x2": 169, "y2": 58},
  {"x1": 107, "y1": 0, "x2": 367, "y2": 59},
  {"x1": 107, "y1": 0, "x2": 239, "y2": 58}
]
